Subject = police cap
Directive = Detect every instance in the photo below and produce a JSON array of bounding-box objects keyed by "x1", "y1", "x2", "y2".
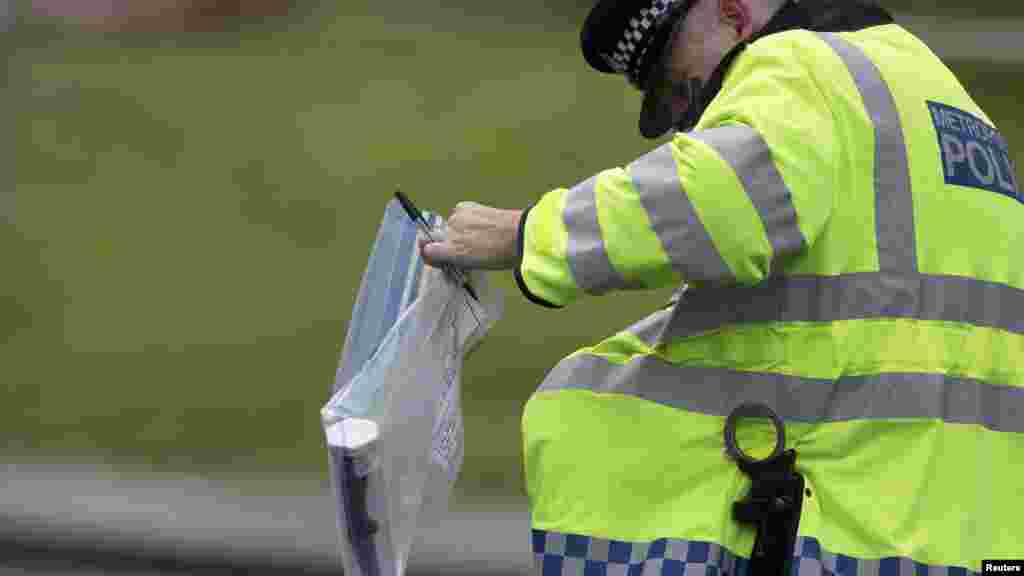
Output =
[{"x1": 581, "y1": 0, "x2": 697, "y2": 137}]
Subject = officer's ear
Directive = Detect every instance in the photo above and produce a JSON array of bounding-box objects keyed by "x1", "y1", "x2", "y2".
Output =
[{"x1": 718, "y1": 0, "x2": 754, "y2": 42}]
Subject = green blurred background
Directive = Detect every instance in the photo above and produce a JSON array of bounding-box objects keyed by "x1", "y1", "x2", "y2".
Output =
[{"x1": 3, "y1": 0, "x2": 1022, "y2": 499}]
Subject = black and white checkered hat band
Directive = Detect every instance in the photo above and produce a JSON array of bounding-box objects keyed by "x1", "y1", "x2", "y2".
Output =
[{"x1": 602, "y1": 0, "x2": 680, "y2": 87}]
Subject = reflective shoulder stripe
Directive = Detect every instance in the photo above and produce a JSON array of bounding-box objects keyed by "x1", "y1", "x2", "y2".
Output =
[
  {"x1": 816, "y1": 32, "x2": 917, "y2": 273},
  {"x1": 563, "y1": 175, "x2": 636, "y2": 295},
  {"x1": 658, "y1": 272, "x2": 1024, "y2": 340},
  {"x1": 628, "y1": 143, "x2": 734, "y2": 283},
  {"x1": 538, "y1": 353, "x2": 1024, "y2": 433},
  {"x1": 530, "y1": 530, "x2": 979, "y2": 575},
  {"x1": 621, "y1": 306, "x2": 673, "y2": 346},
  {"x1": 689, "y1": 125, "x2": 806, "y2": 263}
]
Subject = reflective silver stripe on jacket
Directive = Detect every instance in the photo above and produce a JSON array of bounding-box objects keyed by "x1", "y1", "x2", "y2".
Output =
[
  {"x1": 539, "y1": 353, "x2": 1024, "y2": 433},
  {"x1": 627, "y1": 143, "x2": 734, "y2": 282},
  {"x1": 628, "y1": 124, "x2": 806, "y2": 283},
  {"x1": 640, "y1": 272, "x2": 1024, "y2": 342},
  {"x1": 688, "y1": 125, "x2": 806, "y2": 264},
  {"x1": 624, "y1": 306, "x2": 674, "y2": 345},
  {"x1": 564, "y1": 175, "x2": 637, "y2": 294},
  {"x1": 818, "y1": 32, "x2": 918, "y2": 273}
]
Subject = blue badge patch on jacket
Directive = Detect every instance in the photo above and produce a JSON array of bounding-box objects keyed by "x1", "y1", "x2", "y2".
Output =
[{"x1": 928, "y1": 101, "x2": 1020, "y2": 203}]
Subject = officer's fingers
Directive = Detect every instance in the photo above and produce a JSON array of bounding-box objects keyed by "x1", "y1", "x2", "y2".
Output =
[
  {"x1": 417, "y1": 228, "x2": 446, "y2": 247},
  {"x1": 448, "y1": 204, "x2": 471, "y2": 227},
  {"x1": 448, "y1": 204, "x2": 493, "y2": 234},
  {"x1": 450, "y1": 202, "x2": 489, "y2": 227}
]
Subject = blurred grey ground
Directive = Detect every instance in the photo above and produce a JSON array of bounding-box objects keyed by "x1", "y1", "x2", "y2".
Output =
[{"x1": 0, "y1": 460, "x2": 532, "y2": 574}]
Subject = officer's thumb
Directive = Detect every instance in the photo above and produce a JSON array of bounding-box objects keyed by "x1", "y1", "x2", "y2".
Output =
[
  {"x1": 417, "y1": 229, "x2": 450, "y2": 266},
  {"x1": 419, "y1": 240, "x2": 451, "y2": 268}
]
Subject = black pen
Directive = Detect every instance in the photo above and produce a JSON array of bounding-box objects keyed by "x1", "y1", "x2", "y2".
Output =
[{"x1": 394, "y1": 189, "x2": 480, "y2": 302}]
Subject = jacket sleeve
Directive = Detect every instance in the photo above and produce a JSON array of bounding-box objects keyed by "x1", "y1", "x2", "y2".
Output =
[{"x1": 515, "y1": 32, "x2": 838, "y2": 308}]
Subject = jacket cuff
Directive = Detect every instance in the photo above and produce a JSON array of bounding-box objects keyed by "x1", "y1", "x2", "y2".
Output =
[{"x1": 514, "y1": 203, "x2": 563, "y2": 309}]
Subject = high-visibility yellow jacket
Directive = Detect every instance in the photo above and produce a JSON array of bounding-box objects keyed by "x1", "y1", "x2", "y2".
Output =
[{"x1": 515, "y1": 22, "x2": 1022, "y2": 576}]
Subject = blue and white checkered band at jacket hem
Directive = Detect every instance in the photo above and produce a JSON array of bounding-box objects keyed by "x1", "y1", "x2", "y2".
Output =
[
  {"x1": 603, "y1": 0, "x2": 680, "y2": 87},
  {"x1": 532, "y1": 530, "x2": 982, "y2": 575}
]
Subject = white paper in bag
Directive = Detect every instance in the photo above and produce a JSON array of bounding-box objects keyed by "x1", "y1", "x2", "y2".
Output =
[{"x1": 322, "y1": 198, "x2": 503, "y2": 576}]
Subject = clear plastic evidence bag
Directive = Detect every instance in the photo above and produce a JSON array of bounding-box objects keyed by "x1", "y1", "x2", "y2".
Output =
[{"x1": 321, "y1": 198, "x2": 502, "y2": 576}]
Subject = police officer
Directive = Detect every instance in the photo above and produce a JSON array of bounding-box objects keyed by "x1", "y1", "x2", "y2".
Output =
[{"x1": 420, "y1": 0, "x2": 1022, "y2": 573}]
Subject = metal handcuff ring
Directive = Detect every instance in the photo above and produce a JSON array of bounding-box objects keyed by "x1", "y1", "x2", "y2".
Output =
[{"x1": 723, "y1": 401, "x2": 786, "y2": 466}]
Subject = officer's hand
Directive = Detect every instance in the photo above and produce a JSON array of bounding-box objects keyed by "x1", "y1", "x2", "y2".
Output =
[{"x1": 418, "y1": 202, "x2": 522, "y2": 271}]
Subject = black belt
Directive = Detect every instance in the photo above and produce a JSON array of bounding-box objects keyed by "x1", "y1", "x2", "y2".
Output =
[{"x1": 724, "y1": 403, "x2": 805, "y2": 575}]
